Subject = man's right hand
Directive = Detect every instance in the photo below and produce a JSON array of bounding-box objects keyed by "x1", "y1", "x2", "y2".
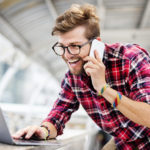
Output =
[{"x1": 12, "y1": 125, "x2": 48, "y2": 140}]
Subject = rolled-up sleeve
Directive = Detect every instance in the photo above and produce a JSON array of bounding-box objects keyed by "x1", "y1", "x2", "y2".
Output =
[{"x1": 128, "y1": 46, "x2": 150, "y2": 104}]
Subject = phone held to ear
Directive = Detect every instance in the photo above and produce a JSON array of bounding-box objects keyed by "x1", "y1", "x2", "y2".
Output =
[{"x1": 89, "y1": 39, "x2": 105, "y2": 60}]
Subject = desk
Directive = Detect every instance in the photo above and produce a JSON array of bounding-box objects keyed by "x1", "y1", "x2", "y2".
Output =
[{"x1": 0, "y1": 129, "x2": 98, "y2": 150}]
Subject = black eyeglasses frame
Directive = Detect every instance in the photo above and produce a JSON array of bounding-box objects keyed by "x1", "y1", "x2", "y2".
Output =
[{"x1": 52, "y1": 38, "x2": 94, "y2": 56}]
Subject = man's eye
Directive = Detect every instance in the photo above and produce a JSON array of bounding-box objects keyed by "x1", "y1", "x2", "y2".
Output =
[
  {"x1": 70, "y1": 45, "x2": 78, "y2": 48},
  {"x1": 56, "y1": 44, "x2": 63, "y2": 47}
]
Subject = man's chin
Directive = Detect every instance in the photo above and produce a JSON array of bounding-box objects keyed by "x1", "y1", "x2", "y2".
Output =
[{"x1": 70, "y1": 68, "x2": 84, "y2": 75}]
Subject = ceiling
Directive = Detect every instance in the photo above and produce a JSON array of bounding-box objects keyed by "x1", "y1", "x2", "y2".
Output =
[{"x1": 0, "y1": 0, "x2": 150, "y2": 82}]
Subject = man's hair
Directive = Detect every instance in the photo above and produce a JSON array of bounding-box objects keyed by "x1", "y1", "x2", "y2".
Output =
[{"x1": 51, "y1": 3, "x2": 100, "y2": 40}]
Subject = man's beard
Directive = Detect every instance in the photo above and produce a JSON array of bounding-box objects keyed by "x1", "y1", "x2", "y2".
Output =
[
  {"x1": 62, "y1": 56, "x2": 86, "y2": 75},
  {"x1": 70, "y1": 60, "x2": 85, "y2": 75}
]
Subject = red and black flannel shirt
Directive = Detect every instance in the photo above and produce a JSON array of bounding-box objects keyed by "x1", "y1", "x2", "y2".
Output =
[{"x1": 44, "y1": 43, "x2": 150, "y2": 149}]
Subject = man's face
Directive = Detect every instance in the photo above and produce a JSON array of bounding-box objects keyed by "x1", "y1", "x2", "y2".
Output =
[{"x1": 58, "y1": 26, "x2": 91, "y2": 75}]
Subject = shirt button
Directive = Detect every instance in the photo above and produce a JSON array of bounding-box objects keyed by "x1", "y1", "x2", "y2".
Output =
[
  {"x1": 101, "y1": 103, "x2": 104, "y2": 106},
  {"x1": 107, "y1": 119, "x2": 110, "y2": 121}
]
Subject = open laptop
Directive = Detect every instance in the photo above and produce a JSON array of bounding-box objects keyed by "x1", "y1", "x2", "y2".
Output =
[{"x1": 0, "y1": 108, "x2": 62, "y2": 146}]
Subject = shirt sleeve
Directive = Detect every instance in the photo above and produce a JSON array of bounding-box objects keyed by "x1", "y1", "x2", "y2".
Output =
[
  {"x1": 42, "y1": 75, "x2": 80, "y2": 136},
  {"x1": 128, "y1": 45, "x2": 150, "y2": 104}
]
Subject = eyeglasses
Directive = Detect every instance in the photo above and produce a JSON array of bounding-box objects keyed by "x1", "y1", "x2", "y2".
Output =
[{"x1": 52, "y1": 39, "x2": 93, "y2": 56}]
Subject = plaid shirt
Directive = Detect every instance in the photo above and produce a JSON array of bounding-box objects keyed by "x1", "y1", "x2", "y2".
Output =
[{"x1": 44, "y1": 43, "x2": 150, "y2": 149}]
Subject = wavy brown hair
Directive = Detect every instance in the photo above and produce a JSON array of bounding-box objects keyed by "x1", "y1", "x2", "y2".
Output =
[{"x1": 51, "y1": 4, "x2": 100, "y2": 40}]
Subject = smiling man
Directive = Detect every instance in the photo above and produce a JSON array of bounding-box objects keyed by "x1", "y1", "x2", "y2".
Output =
[
  {"x1": 13, "y1": 3, "x2": 150, "y2": 150},
  {"x1": 57, "y1": 26, "x2": 92, "y2": 75}
]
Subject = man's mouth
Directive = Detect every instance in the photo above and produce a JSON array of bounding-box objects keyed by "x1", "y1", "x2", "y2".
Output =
[
  {"x1": 66, "y1": 58, "x2": 84, "y2": 74},
  {"x1": 68, "y1": 58, "x2": 80, "y2": 65}
]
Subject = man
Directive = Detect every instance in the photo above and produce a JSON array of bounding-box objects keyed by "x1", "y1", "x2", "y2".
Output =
[{"x1": 13, "y1": 3, "x2": 150, "y2": 150}]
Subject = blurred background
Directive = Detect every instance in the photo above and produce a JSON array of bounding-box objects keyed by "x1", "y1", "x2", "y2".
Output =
[{"x1": 0, "y1": 0, "x2": 150, "y2": 149}]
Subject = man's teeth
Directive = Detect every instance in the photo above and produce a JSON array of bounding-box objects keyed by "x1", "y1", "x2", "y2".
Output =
[{"x1": 68, "y1": 59, "x2": 79, "y2": 63}]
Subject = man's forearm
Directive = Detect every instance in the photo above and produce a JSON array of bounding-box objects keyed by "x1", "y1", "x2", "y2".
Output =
[
  {"x1": 41, "y1": 121, "x2": 57, "y2": 139},
  {"x1": 101, "y1": 87, "x2": 150, "y2": 128}
]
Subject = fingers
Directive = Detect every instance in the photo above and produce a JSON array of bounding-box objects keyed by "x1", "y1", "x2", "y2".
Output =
[
  {"x1": 94, "y1": 50, "x2": 102, "y2": 62},
  {"x1": 84, "y1": 62, "x2": 98, "y2": 76},
  {"x1": 84, "y1": 62, "x2": 98, "y2": 71},
  {"x1": 25, "y1": 126, "x2": 37, "y2": 139},
  {"x1": 84, "y1": 68, "x2": 94, "y2": 76},
  {"x1": 84, "y1": 53, "x2": 105, "y2": 77},
  {"x1": 84, "y1": 56, "x2": 97, "y2": 64},
  {"x1": 12, "y1": 127, "x2": 28, "y2": 139},
  {"x1": 36, "y1": 128, "x2": 45, "y2": 139},
  {"x1": 84, "y1": 50, "x2": 102, "y2": 64},
  {"x1": 12, "y1": 125, "x2": 45, "y2": 140}
]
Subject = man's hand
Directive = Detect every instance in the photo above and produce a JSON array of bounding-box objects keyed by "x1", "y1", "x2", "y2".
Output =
[
  {"x1": 12, "y1": 125, "x2": 48, "y2": 140},
  {"x1": 83, "y1": 50, "x2": 106, "y2": 92}
]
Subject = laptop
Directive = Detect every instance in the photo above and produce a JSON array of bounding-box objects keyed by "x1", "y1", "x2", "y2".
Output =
[{"x1": 0, "y1": 108, "x2": 62, "y2": 146}]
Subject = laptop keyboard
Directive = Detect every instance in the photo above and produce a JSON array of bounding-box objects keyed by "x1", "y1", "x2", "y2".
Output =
[{"x1": 14, "y1": 138, "x2": 62, "y2": 146}]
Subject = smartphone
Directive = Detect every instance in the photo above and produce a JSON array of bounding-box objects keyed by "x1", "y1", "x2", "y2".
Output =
[{"x1": 89, "y1": 39, "x2": 105, "y2": 60}]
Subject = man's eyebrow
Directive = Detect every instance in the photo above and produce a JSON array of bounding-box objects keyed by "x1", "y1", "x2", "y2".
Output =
[
  {"x1": 58, "y1": 41, "x2": 82, "y2": 46},
  {"x1": 70, "y1": 42, "x2": 82, "y2": 45}
]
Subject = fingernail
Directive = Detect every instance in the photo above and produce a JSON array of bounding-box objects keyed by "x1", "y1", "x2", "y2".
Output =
[{"x1": 25, "y1": 136, "x2": 29, "y2": 139}]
